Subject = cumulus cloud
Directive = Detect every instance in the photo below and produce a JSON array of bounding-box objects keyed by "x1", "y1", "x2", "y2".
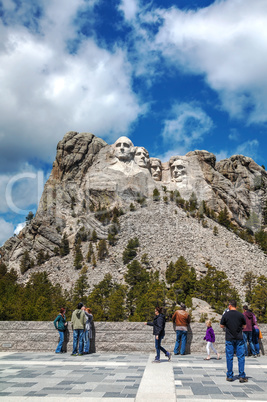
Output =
[
  {"x1": 161, "y1": 103, "x2": 213, "y2": 155},
  {"x1": 0, "y1": 0, "x2": 144, "y2": 173},
  {"x1": 0, "y1": 218, "x2": 14, "y2": 246},
  {"x1": 215, "y1": 139, "x2": 260, "y2": 163},
  {"x1": 118, "y1": 0, "x2": 139, "y2": 21},
  {"x1": 14, "y1": 222, "x2": 26, "y2": 236},
  {"x1": 154, "y1": 0, "x2": 267, "y2": 124}
]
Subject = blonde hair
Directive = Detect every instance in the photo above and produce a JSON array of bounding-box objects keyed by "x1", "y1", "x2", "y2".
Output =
[{"x1": 206, "y1": 319, "x2": 212, "y2": 327}]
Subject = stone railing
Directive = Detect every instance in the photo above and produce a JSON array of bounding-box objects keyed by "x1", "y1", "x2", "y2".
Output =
[{"x1": 0, "y1": 322, "x2": 266, "y2": 355}]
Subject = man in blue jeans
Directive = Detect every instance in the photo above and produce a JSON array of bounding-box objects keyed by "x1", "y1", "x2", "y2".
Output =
[
  {"x1": 242, "y1": 305, "x2": 257, "y2": 357},
  {"x1": 71, "y1": 302, "x2": 86, "y2": 356},
  {"x1": 220, "y1": 300, "x2": 247, "y2": 382},
  {"x1": 172, "y1": 303, "x2": 191, "y2": 355}
]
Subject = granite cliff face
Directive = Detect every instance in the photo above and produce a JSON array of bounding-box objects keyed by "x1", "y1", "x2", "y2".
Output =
[{"x1": 1, "y1": 132, "x2": 266, "y2": 297}]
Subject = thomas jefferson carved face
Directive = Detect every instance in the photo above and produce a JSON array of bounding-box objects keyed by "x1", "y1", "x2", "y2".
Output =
[
  {"x1": 134, "y1": 147, "x2": 150, "y2": 168},
  {"x1": 114, "y1": 137, "x2": 134, "y2": 162},
  {"x1": 150, "y1": 158, "x2": 162, "y2": 181},
  {"x1": 171, "y1": 159, "x2": 187, "y2": 182}
]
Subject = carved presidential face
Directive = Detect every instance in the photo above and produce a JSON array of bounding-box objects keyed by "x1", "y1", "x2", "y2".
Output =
[
  {"x1": 171, "y1": 159, "x2": 187, "y2": 182},
  {"x1": 134, "y1": 147, "x2": 150, "y2": 168},
  {"x1": 150, "y1": 158, "x2": 162, "y2": 181},
  {"x1": 114, "y1": 137, "x2": 134, "y2": 162}
]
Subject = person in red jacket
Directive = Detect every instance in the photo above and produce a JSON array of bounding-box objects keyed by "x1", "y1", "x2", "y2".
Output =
[
  {"x1": 172, "y1": 303, "x2": 191, "y2": 355},
  {"x1": 243, "y1": 305, "x2": 257, "y2": 357}
]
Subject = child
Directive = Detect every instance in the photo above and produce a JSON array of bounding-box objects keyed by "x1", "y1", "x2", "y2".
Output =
[{"x1": 203, "y1": 319, "x2": 220, "y2": 360}]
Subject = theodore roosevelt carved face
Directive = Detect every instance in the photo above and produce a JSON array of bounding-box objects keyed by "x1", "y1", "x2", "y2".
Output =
[
  {"x1": 150, "y1": 158, "x2": 162, "y2": 181},
  {"x1": 113, "y1": 137, "x2": 134, "y2": 162},
  {"x1": 134, "y1": 147, "x2": 150, "y2": 168}
]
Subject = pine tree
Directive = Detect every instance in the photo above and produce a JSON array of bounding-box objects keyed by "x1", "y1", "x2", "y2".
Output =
[
  {"x1": 20, "y1": 250, "x2": 32, "y2": 274},
  {"x1": 97, "y1": 239, "x2": 108, "y2": 260},
  {"x1": 60, "y1": 233, "x2": 70, "y2": 257},
  {"x1": 153, "y1": 188, "x2": 160, "y2": 201},
  {"x1": 74, "y1": 240, "x2": 83, "y2": 270}
]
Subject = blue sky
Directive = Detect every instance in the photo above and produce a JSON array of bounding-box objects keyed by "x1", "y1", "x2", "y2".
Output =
[{"x1": 0, "y1": 0, "x2": 267, "y2": 245}]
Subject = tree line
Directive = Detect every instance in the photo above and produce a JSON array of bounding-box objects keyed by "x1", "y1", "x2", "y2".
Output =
[{"x1": 1, "y1": 253, "x2": 267, "y2": 322}]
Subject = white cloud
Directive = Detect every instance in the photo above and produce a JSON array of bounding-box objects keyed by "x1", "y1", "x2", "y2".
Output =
[
  {"x1": 215, "y1": 139, "x2": 260, "y2": 163},
  {"x1": 0, "y1": 218, "x2": 14, "y2": 246},
  {"x1": 0, "y1": 0, "x2": 144, "y2": 172},
  {"x1": 118, "y1": 0, "x2": 139, "y2": 21},
  {"x1": 235, "y1": 139, "x2": 259, "y2": 159},
  {"x1": 161, "y1": 103, "x2": 213, "y2": 154},
  {"x1": 155, "y1": 0, "x2": 267, "y2": 125},
  {"x1": 14, "y1": 222, "x2": 26, "y2": 236}
]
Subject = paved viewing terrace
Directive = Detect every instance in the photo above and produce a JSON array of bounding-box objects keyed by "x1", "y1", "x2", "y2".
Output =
[{"x1": 0, "y1": 351, "x2": 267, "y2": 401}]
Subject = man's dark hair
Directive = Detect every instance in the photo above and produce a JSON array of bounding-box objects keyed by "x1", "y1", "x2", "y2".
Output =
[
  {"x1": 180, "y1": 302, "x2": 186, "y2": 310},
  {"x1": 229, "y1": 300, "x2": 236, "y2": 308},
  {"x1": 243, "y1": 305, "x2": 248, "y2": 310},
  {"x1": 77, "y1": 302, "x2": 84, "y2": 309},
  {"x1": 155, "y1": 307, "x2": 162, "y2": 314}
]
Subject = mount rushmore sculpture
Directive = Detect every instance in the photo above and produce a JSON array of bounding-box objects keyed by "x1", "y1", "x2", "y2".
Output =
[{"x1": 45, "y1": 131, "x2": 265, "y2": 229}]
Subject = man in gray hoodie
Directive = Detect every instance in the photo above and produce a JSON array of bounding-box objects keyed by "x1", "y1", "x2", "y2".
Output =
[{"x1": 71, "y1": 302, "x2": 86, "y2": 356}]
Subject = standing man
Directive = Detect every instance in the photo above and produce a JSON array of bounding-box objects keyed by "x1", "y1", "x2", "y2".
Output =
[
  {"x1": 71, "y1": 302, "x2": 86, "y2": 356},
  {"x1": 242, "y1": 305, "x2": 257, "y2": 357},
  {"x1": 220, "y1": 300, "x2": 247, "y2": 382},
  {"x1": 172, "y1": 303, "x2": 191, "y2": 355}
]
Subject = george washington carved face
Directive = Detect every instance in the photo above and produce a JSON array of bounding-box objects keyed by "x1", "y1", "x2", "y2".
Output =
[
  {"x1": 113, "y1": 136, "x2": 134, "y2": 162},
  {"x1": 134, "y1": 147, "x2": 150, "y2": 168}
]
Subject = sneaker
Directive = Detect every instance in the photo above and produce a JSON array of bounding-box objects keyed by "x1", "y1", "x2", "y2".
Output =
[
  {"x1": 253, "y1": 354, "x2": 257, "y2": 358},
  {"x1": 71, "y1": 353, "x2": 77, "y2": 356},
  {"x1": 174, "y1": 353, "x2": 179, "y2": 355},
  {"x1": 152, "y1": 359, "x2": 160, "y2": 363},
  {"x1": 167, "y1": 352, "x2": 172, "y2": 361},
  {"x1": 239, "y1": 377, "x2": 248, "y2": 383},
  {"x1": 226, "y1": 377, "x2": 233, "y2": 382},
  {"x1": 78, "y1": 353, "x2": 83, "y2": 356},
  {"x1": 257, "y1": 354, "x2": 260, "y2": 357}
]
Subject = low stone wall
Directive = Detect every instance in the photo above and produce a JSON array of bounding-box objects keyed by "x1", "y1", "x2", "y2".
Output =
[{"x1": 0, "y1": 322, "x2": 266, "y2": 355}]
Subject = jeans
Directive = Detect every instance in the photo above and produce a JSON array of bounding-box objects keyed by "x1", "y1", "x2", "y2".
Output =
[
  {"x1": 155, "y1": 335, "x2": 168, "y2": 360},
  {"x1": 174, "y1": 330, "x2": 187, "y2": 355},
  {"x1": 252, "y1": 328, "x2": 260, "y2": 354},
  {"x1": 55, "y1": 330, "x2": 64, "y2": 353},
  {"x1": 83, "y1": 330, "x2": 90, "y2": 353},
  {"x1": 225, "y1": 340, "x2": 246, "y2": 379},
  {"x1": 243, "y1": 331, "x2": 256, "y2": 356},
  {"x1": 72, "y1": 329, "x2": 84, "y2": 354}
]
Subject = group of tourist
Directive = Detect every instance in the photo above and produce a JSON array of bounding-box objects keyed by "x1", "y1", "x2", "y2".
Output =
[
  {"x1": 54, "y1": 300, "x2": 263, "y2": 383},
  {"x1": 53, "y1": 303, "x2": 93, "y2": 355},
  {"x1": 145, "y1": 300, "x2": 262, "y2": 384}
]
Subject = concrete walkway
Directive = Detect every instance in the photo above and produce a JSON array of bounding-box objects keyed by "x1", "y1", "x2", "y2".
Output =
[{"x1": 0, "y1": 352, "x2": 267, "y2": 401}]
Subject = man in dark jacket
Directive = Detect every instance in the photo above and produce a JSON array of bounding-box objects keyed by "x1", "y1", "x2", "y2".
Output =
[
  {"x1": 145, "y1": 307, "x2": 171, "y2": 363},
  {"x1": 243, "y1": 305, "x2": 257, "y2": 357}
]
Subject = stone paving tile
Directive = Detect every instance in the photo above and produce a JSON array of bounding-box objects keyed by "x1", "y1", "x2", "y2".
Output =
[{"x1": 0, "y1": 353, "x2": 146, "y2": 399}]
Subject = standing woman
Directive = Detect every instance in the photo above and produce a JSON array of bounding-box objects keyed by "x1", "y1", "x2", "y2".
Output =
[
  {"x1": 145, "y1": 307, "x2": 171, "y2": 363},
  {"x1": 54, "y1": 307, "x2": 67, "y2": 353},
  {"x1": 83, "y1": 308, "x2": 93, "y2": 354}
]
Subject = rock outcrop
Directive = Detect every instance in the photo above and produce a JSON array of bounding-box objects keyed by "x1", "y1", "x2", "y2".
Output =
[{"x1": 0, "y1": 131, "x2": 266, "y2": 297}]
